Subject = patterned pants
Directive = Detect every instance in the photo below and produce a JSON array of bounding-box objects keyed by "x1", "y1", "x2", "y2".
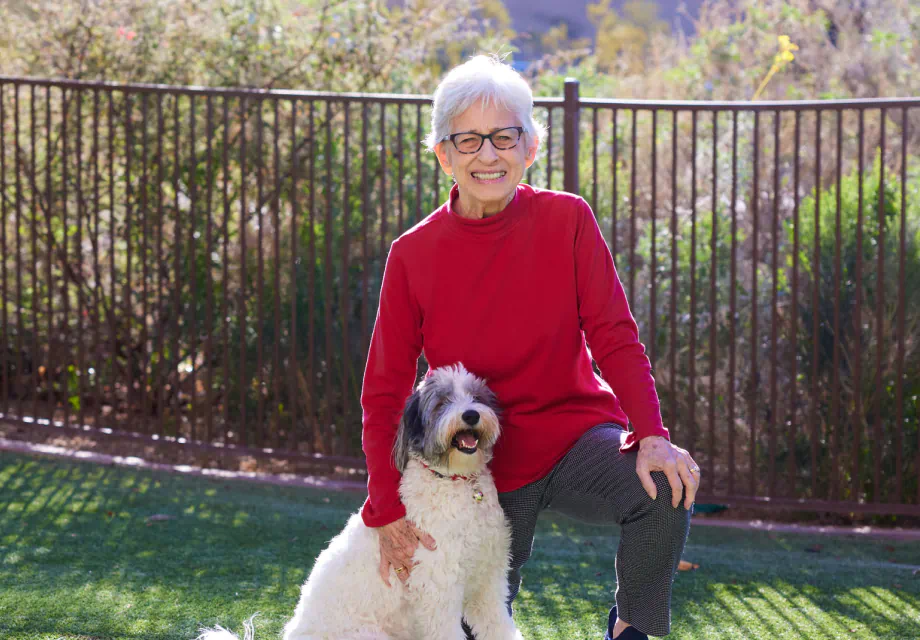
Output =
[{"x1": 463, "y1": 423, "x2": 692, "y2": 638}]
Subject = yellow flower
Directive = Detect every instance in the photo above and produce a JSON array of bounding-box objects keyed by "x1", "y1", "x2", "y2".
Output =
[{"x1": 778, "y1": 35, "x2": 799, "y2": 52}]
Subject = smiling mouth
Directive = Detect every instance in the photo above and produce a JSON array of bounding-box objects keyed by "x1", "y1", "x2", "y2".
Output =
[
  {"x1": 470, "y1": 171, "x2": 506, "y2": 182},
  {"x1": 451, "y1": 430, "x2": 480, "y2": 455}
]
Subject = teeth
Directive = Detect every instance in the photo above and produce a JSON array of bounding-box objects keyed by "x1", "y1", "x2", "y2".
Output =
[{"x1": 472, "y1": 172, "x2": 505, "y2": 180}]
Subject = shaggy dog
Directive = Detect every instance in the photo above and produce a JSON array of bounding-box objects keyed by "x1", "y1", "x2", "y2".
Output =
[{"x1": 194, "y1": 363, "x2": 523, "y2": 640}]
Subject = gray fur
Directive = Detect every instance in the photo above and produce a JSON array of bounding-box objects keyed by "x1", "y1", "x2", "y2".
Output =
[{"x1": 392, "y1": 364, "x2": 501, "y2": 473}]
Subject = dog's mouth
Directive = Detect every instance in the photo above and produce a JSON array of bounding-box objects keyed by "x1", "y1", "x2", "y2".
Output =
[{"x1": 451, "y1": 430, "x2": 480, "y2": 455}]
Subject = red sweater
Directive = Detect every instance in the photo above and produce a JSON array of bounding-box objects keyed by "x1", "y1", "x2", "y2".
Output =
[{"x1": 360, "y1": 183, "x2": 670, "y2": 527}]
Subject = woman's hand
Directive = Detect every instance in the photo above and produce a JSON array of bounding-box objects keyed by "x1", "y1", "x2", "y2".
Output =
[
  {"x1": 636, "y1": 435, "x2": 700, "y2": 510},
  {"x1": 376, "y1": 517, "x2": 437, "y2": 586}
]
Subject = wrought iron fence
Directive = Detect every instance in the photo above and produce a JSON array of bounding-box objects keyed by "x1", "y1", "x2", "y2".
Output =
[{"x1": 0, "y1": 75, "x2": 918, "y2": 515}]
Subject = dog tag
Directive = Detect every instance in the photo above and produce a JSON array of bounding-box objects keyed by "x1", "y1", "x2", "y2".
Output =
[{"x1": 472, "y1": 489, "x2": 484, "y2": 503}]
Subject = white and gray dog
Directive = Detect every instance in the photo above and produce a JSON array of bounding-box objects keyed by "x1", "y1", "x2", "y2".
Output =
[{"x1": 194, "y1": 363, "x2": 523, "y2": 640}]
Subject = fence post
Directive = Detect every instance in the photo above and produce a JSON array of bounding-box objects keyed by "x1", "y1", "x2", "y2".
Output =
[{"x1": 563, "y1": 78, "x2": 580, "y2": 195}]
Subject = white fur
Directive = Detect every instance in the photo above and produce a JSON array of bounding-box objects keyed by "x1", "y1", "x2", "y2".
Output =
[{"x1": 194, "y1": 367, "x2": 523, "y2": 640}]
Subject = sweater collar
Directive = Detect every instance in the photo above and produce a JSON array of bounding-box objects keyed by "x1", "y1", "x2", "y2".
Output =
[{"x1": 443, "y1": 182, "x2": 528, "y2": 235}]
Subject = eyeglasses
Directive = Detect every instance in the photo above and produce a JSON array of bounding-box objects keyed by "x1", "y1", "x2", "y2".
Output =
[{"x1": 440, "y1": 126, "x2": 525, "y2": 154}]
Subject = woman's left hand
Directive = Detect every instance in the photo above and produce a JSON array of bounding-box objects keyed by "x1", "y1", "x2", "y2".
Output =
[{"x1": 636, "y1": 436, "x2": 700, "y2": 510}]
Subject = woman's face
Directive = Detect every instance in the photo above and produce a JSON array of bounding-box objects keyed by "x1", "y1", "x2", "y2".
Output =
[{"x1": 434, "y1": 99, "x2": 538, "y2": 216}]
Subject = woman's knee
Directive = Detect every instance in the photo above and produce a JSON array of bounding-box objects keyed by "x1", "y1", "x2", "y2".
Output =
[{"x1": 628, "y1": 471, "x2": 691, "y2": 523}]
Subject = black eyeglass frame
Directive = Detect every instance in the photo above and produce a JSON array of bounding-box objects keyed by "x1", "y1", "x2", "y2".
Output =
[{"x1": 439, "y1": 126, "x2": 526, "y2": 154}]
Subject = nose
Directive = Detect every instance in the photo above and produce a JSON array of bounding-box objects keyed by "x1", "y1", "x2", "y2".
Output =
[
  {"x1": 477, "y1": 139, "x2": 499, "y2": 161},
  {"x1": 461, "y1": 410, "x2": 480, "y2": 426}
]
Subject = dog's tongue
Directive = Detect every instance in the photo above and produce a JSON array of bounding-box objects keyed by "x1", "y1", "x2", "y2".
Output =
[{"x1": 456, "y1": 432, "x2": 478, "y2": 449}]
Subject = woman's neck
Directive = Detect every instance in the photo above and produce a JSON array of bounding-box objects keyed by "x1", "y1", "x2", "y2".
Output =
[{"x1": 454, "y1": 190, "x2": 515, "y2": 220}]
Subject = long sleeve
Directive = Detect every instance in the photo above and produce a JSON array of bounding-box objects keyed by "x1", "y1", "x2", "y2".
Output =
[
  {"x1": 359, "y1": 240, "x2": 423, "y2": 527},
  {"x1": 572, "y1": 198, "x2": 670, "y2": 452}
]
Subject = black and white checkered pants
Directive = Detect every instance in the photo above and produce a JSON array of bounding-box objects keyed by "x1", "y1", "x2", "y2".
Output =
[{"x1": 463, "y1": 423, "x2": 692, "y2": 638}]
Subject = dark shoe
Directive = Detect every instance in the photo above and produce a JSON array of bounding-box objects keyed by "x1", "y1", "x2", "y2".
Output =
[{"x1": 605, "y1": 605, "x2": 649, "y2": 640}]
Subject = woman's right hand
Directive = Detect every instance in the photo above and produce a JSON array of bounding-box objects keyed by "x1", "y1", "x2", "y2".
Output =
[{"x1": 376, "y1": 517, "x2": 437, "y2": 586}]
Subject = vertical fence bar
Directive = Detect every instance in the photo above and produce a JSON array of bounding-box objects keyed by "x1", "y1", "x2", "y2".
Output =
[
  {"x1": 668, "y1": 110, "x2": 677, "y2": 435},
  {"x1": 108, "y1": 91, "x2": 116, "y2": 430},
  {"x1": 397, "y1": 104, "x2": 404, "y2": 235},
  {"x1": 873, "y1": 110, "x2": 886, "y2": 503},
  {"x1": 272, "y1": 98, "x2": 281, "y2": 448},
  {"x1": 307, "y1": 100, "x2": 316, "y2": 451},
  {"x1": 75, "y1": 89, "x2": 85, "y2": 428},
  {"x1": 790, "y1": 109, "x2": 800, "y2": 498},
  {"x1": 629, "y1": 109, "x2": 637, "y2": 303},
  {"x1": 238, "y1": 96, "x2": 248, "y2": 444},
  {"x1": 831, "y1": 109, "x2": 843, "y2": 499},
  {"x1": 591, "y1": 108, "x2": 598, "y2": 213},
  {"x1": 29, "y1": 86, "x2": 38, "y2": 420},
  {"x1": 204, "y1": 95, "x2": 215, "y2": 444},
  {"x1": 60, "y1": 88, "x2": 68, "y2": 427},
  {"x1": 896, "y1": 107, "x2": 907, "y2": 504},
  {"x1": 563, "y1": 79, "x2": 579, "y2": 195},
  {"x1": 728, "y1": 110, "x2": 737, "y2": 495},
  {"x1": 220, "y1": 96, "x2": 231, "y2": 441},
  {"x1": 342, "y1": 101, "x2": 351, "y2": 454},
  {"x1": 415, "y1": 104, "x2": 422, "y2": 226},
  {"x1": 688, "y1": 110, "x2": 698, "y2": 462},
  {"x1": 256, "y1": 98, "x2": 265, "y2": 444},
  {"x1": 188, "y1": 96, "x2": 198, "y2": 440},
  {"x1": 379, "y1": 101, "x2": 387, "y2": 291},
  {"x1": 362, "y1": 103, "x2": 370, "y2": 361},
  {"x1": 91, "y1": 89, "x2": 101, "y2": 430},
  {"x1": 708, "y1": 110, "x2": 718, "y2": 495},
  {"x1": 288, "y1": 99, "x2": 299, "y2": 450},
  {"x1": 771, "y1": 111, "x2": 783, "y2": 495},
  {"x1": 156, "y1": 94, "x2": 166, "y2": 436},
  {"x1": 140, "y1": 94, "x2": 150, "y2": 431},
  {"x1": 124, "y1": 94, "x2": 134, "y2": 430},
  {"x1": 751, "y1": 110, "x2": 759, "y2": 497},
  {"x1": 611, "y1": 109, "x2": 618, "y2": 258},
  {"x1": 324, "y1": 100, "x2": 334, "y2": 454},
  {"x1": 432, "y1": 125, "x2": 439, "y2": 213},
  {"x1": 810, "y1": 110, "x2": 822, "y2": 499},
  {"x1": 45, "y1": 87, "x2": 54, "y2": 424},
  {"x1": 545, "y1": 108, "x2": 553, "y2": 190},
  {"x1": 14, "y1": 84, "x2": 23, "y2": 420},
  {"x1": 172, "y1": 95, "x2": 183, "y2": 437},
  {"x1": 0, "y1": 83, "x2": 7, "y2": 417},
  {"x1": 649, "y1": 109, "x2": 657, "y2": 369},
  {"x1": 851, "y1": 108, "x2": 865, "y2": 501}
]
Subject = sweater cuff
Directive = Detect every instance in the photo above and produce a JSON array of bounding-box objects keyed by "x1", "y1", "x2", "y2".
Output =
[
  {"x1": 618, "y1": 424, "x2": 671, "y2": 453},
  {"x1": 360, "y1": 495, "x2": 407, "y2": 528}
]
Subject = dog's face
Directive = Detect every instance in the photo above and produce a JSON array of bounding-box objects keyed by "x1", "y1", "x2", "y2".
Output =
[{"x1": 393, "y1": 364, "x2": 501, "y2": 476}]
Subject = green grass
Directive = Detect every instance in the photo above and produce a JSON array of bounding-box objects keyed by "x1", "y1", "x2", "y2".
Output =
[{"x1": 1, "y1": 451, "x2": 918, "y2": 640}]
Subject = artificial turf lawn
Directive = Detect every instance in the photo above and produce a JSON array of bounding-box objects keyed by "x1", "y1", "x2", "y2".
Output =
[{"x1": 1, "y1": 450, "x2": 919, "y2": 639}]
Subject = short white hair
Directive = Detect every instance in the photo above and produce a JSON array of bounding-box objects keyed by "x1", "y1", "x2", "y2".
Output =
[{"x1": 422, "y1": 54, "x2": 546, "y2": 152}]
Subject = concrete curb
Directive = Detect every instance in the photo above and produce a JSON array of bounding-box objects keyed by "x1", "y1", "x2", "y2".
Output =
[{"x1": 0, "y1": 436, "x2": 368, "y2": 493}]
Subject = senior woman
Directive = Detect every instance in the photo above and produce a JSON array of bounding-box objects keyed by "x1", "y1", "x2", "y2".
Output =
[{"x1": 360, "y1": 55, "x2": 697, "y2": 640}]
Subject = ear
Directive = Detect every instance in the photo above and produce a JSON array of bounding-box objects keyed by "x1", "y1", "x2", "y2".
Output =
[
  {"x1": 524, "y1": 135, "x2": 539, "y2": 169},
  {"x1": 392, "y1": 391, "x2": 423, "y2": 473},
  {"x1": 434, "y1": 141, "x2": 454, "y2": 176}
]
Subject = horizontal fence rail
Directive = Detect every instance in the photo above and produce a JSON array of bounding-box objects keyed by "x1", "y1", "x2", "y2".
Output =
[{"x1": 1, "y1": 76, "x2": 918, "y2": 516}]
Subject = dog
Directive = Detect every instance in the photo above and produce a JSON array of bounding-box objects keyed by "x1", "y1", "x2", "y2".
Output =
[{"x1": 194, "y1": 363, "x2": 523, "y2": 640}]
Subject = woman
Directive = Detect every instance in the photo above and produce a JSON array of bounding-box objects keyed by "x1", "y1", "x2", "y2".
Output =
[{"x1": 360, "y1": 54, "x2": 698, "y2": 640}]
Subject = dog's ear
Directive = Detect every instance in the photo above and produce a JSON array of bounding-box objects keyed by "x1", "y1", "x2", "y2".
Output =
[{"x1": 392, "y1": 391, "x2": 423, "y2": 473}]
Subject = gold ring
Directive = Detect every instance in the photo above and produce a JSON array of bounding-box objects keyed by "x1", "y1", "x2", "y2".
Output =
[
  {"x1": 690, "y1": 466, "x2": 700, "y2": 474},
  {"x1": 395, "y1": 567, "x2": 404, "y2": 573}
]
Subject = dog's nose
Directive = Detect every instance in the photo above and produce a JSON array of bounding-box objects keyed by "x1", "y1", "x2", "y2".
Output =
[{"x1": 461, "y1": 410, "x2": 480, "y2": 426}]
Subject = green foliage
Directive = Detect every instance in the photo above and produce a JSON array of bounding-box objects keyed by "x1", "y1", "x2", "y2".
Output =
[{"x1": 782, "y1": 152, "x2": 920, "y2": 503}]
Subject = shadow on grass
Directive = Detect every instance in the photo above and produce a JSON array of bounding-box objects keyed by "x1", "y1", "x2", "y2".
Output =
[
  {"x1": 2, "y1": 452, "x2": 919, "y2": 640},
  {"x1": 0, "y1": 452, "x2": 362, "y2": 639}
]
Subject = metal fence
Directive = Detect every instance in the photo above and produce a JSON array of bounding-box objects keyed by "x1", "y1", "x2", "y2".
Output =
[{"x1": 0, "y1": 75, "x2": 918, "y2": 515}]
